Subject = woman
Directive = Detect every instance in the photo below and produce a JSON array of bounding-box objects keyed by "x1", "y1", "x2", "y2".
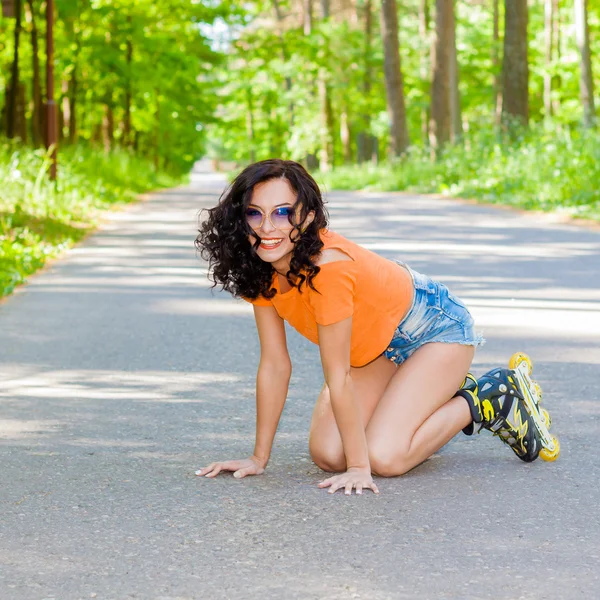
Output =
[{"x1": 194, "y1": 159, "x2": 545, "y2": 495}]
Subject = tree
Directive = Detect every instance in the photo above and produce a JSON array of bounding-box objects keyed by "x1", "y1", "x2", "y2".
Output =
[
  {"x1": 551, "y1": 0, "x2": 561, "y2": 116},
  {"x1": 303, "y1": 0, "x2": 313, "y2": 35},
  {"x1": 25, "y1": 0, "x2": 42, "y2": 145},
  {"x1": 380, "y1": 0, "x2": 409, "y2": 156},
  {"x1": 357, "y1": 0, "x2": 375, "y2": 162},
  {"x1": 7, "y1": 0, "x2": 22, "y2": 138},
  {"x1": 430, "y1": 0, "x2": 460, "y2": 150},
  {"x1": 418, "y1": 0, "x2": 431, "y2": 143},
  {"x1": 501, "y1": 0, "x2": 529, "y2": 126},
  {"x1": 492, "y1": 0, "x2": 501, "y2": 124},
  {"x1": 448, "y1": 0, "x2": 461, "y2": 142},
  {"x1": 574, "y1": 0, "x2": 596, "y2": 128},
  {"x1": 543, "y1": 0, "x2": 554, "y2": 118},
  {"x1": 318, "y1": 0, "x2": 334, "y2": 170}
]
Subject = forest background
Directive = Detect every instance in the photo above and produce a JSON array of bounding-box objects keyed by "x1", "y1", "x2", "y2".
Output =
[{"x1": 0, "y1": 0, "x2": 598, "y2": 297}]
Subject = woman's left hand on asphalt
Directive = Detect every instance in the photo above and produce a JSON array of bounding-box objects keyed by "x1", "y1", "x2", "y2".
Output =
[{"x1": 317, "y1": 467, "x2": 379, "y2": 495}]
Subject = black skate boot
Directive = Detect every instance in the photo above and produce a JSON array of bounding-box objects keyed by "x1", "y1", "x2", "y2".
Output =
[
  {"x1": 456, "y1": 368, "x2": 541, "y2": 462},
  {"x1": 456, "y1": 373, "x2": 482, "y2": 436}
]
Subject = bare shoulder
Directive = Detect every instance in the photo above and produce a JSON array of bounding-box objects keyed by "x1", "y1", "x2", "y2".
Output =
[{"x1": 315, "y1": 248, "x2": 354, "y2": 266}]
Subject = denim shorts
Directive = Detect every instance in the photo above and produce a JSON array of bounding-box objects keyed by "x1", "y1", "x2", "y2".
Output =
[{"x1": 382, "y1": 264, "x2": 485, "y2": 366}]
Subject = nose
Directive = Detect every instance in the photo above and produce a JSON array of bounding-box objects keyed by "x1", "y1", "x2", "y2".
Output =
[{"x1": 259, "y1": 214, "x2": 276, "y2": 234}]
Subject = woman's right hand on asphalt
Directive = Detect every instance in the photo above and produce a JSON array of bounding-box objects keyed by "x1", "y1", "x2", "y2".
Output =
[{"x1": 195, "y1": 456, "x2": 266, "y2": 479}]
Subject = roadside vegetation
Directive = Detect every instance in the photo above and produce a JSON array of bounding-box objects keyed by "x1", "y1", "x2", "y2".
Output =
[
  {"x1": 205, "y1": 2, "x2": 599, "y2": 224},
  {"x1": 0, "y1": 143, "x2": 185, "y2": 297},
  {"x1": 2, "y1": 0, "x2": 599, "y2": 297},
  {"x1": 318, "y1": 126, "x2": 600, "y2": 221}
]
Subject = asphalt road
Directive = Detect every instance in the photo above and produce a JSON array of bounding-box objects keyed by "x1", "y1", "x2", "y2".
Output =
[{"x1": 1, "y1": 162, "x2": 599, "y2": 600}]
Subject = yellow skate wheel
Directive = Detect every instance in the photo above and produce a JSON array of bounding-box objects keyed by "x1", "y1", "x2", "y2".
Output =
[
  {"x1": 509, "y1": 352, "x2": 533, "y2": 375},
  {"x1": 534, "y1": 382, "x2": 543, "y2": 401},
  {"x1": 539, "y1": 436, "x2": 560, "y2": 462},
  {"x1": 541, "y1": 407, "x2": 552, "y2": 428}
]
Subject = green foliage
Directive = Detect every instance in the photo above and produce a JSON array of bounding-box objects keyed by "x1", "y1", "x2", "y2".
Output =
[
  {"x1": 318, "y1": 126, "x2": 600, "y2": 221},
  {"x1": 2, "y1": 0, "x2": 599, "y2": 300},
  {"x1": 0, "y1": 0, "x2": 229, "y2": 171},
  {"x1": 0, "y1": 142, "x2": 186, "y2": 296},
  {"x1": 203, "y1": 1, "x2": 600, "y2": 162},
  {"x1": 0, "y1": 0, "x2": 236, "y2": 296},
  {"x1": 204, "y1": 7, "x2": 391, "y2": 164},
  {"x1": 205, "y1": 2, "x2": 599, "y2": 224}
]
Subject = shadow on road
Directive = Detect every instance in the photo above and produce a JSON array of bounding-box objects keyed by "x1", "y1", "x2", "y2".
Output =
[{"x1": 1, "y1": 172, "x2": 599, "y2": 598}]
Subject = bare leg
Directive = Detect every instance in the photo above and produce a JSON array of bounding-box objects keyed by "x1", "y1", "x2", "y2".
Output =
[
  {"x1": 366, "y1": 342, "x2": 474, "y2": 477},
  {"x1": 309, "y1": 355, "x2": 397, "y2": 472}
]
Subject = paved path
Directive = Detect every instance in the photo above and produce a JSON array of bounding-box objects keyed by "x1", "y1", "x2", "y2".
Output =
[{"x1": 1, "y1": 162, "x2": 599, "y2": 599}]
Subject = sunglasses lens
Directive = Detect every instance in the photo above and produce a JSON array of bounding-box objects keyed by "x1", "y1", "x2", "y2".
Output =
[
  {"x1": 245, "y1": 208, "x2": 263, "y2": 229},
  {"x1": 271, "y1": 207, "x2": 294, "y2": 228}
]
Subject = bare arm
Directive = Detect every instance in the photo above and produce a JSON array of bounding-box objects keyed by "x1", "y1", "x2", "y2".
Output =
[
  {"x1": 317, "y1": 317, "x2": 370, "y2": 472},
  {"x1": 196, "y1": 304, "x2": 291, "y2": 479},
  {"x1": 252, "y1": 304, "x2": 292, "y2": 468}
]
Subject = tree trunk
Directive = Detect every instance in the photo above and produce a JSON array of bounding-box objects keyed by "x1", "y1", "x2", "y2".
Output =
[
  {"x1": 574, "y1": 0, "x2": 596, "y2": 128},
  {"x1": 302, "y1": 0, "x2": 318, "y2": 169},
  {"x1": 544, "y1": 0, "x2": 554, "y2": 118},
  {"x1": 124, "y1": 15, "x2": 133, "y2": 146},
  {"x1": 60, "y1": 78, "x2": 69, "y2": 141},
  {"x1": 102, "y1": 103, "x2": 114, "y2": 153},
  {"x1": 7, "y1": 0, "x2": 23, "y2": 138},
  {"x1": 26, "y1": 0, "x2": 42, "y2": 145},
  {"x1": 357, "y1": 0, "x2": 374, "y2": 163},
  {"x1": 57, "y1": 91, "x2": 64, "y2": 142},
  {"x1": 552, "y1": 0, "x2": 561, "y2": 115},
  {"x1": 92, "y1": 122, "x2": 102, "y2": 146},
  {"x1": 501, "y1": 0, "x2": 529, "y2": 127},
  {"x1": 418, "y1": 0, "x2": 430, "y2": 144},
  {"x1": 430, "y1": 0, "x2": 452, "y2": 151},
  {"x1": 492, "y1": 0, "x2": 501, "y2": 124},
  {"x1": 319, "y1": 0, "x2": 334, "y2": 170},
  {"x1": 303, "y1": 0, "x2": 313, "y2": 35},
  {"x1": 318, "y1": 76, "x2": 334, "y2": 170},
  {"x1": 67, "y1": 23, "x2": 80, "y2": 144},
  {"x1": 340, "y1": 109, "x2": 352, "y2": 163},
  {"x1": 16, "y1": 83, "x2": 27, "y2": 141},
  {"x1": 448, "y1": 0, "x2": 461, "y2": 142},
  {"x1": 380, "y1": 0, "x2": 410, "y2": 156}
]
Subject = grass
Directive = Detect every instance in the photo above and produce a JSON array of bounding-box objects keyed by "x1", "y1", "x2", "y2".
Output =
[
  {"x1": 0, "y1": 142, "x2": 187, "y2": 297},
  {"x1": 4, "y1": 127, "x2": 597, "y2": 298},
  {"x1": 317, "y1": 126, "x2": 600, "y2": 222}
]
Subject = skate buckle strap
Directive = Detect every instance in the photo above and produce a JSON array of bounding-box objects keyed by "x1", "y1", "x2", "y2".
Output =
[{"x1": 489, "y1": 419, "x2": 505, "y2": 433}]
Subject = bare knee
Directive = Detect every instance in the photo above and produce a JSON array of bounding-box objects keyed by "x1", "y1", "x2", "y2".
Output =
[
  {"x1": 369, "y1": 444, "x2": 412, "y2": 478},
  {"x1": 309, "y1": 441, "x2": 346, "y2": 473}
]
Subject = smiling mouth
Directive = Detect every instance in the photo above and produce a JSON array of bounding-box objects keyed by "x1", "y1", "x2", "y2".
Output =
[{"x1": 259, "y1": 238, "x2": 284, "y2": 249}]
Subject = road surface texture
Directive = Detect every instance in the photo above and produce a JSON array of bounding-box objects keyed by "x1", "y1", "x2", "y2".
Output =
[{"x1": 1, "y1": 161, "x2": 599, "y2": 599}]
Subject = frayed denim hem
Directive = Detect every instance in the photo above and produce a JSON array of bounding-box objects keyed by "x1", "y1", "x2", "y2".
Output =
[{"x1": 383, "y1": 335, "x2": 486, "y2": 366}]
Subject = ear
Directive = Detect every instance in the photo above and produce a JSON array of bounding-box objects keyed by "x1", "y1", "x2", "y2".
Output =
[{"x1": 301, "y1": 211, "x2": 315, "y2": 233}]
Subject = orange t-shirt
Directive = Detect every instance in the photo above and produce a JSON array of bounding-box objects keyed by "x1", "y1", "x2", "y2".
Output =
[{"x1": 245, "y1": 230, "x2": 414, "y2": 367}]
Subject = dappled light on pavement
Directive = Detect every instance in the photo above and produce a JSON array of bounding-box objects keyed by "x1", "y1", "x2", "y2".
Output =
[{"x1": 1, "y1": 165, "x2": 599, "y2": 598}]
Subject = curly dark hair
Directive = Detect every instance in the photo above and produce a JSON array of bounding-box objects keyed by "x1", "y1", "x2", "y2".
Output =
[{"x1": 195, "y1": 159, "x2": 329, "y2": 301}]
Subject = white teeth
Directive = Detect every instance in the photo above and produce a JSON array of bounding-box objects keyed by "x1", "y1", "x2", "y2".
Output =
[{"x1": 260, "y1": 239, "x2": 283, "y2": 246}]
